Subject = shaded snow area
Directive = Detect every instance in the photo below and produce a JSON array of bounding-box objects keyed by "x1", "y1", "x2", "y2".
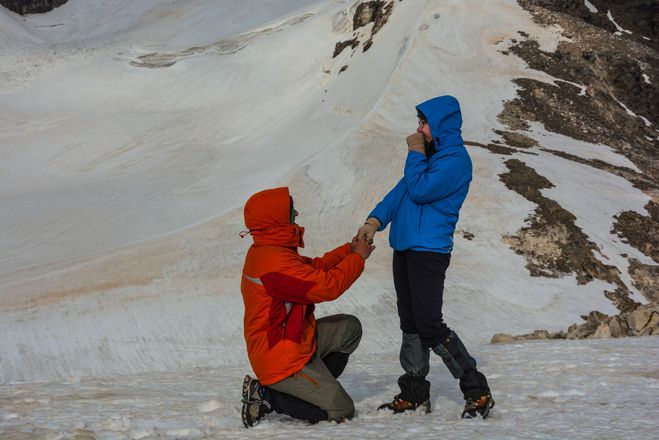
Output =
[{"x1": 1, "y1": 337, "x2": 658, "y2": 439}]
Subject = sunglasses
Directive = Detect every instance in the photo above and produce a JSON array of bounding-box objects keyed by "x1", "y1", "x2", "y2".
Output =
[{"x1": 418, "y1": 118, "x2": 428, "y2": 127}]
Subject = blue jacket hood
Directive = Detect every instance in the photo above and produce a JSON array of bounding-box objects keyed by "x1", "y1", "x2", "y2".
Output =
[{"x1": 416, "y1": 95, "x2": 464, "y2": 149}]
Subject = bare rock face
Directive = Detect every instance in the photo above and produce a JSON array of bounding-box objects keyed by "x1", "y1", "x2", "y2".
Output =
[
  {"x1": 353, "y1": 1, "x2": 391, "y2": 33},
  {"x1": 522, "y1": 0, "x2": 659, "y2": 52},
  {"x1": 329, "y1": 1, "x2": 394, "y2": 69},
  {"x1": 0, "y1": 0, "x2": 68, "y2": 14},
  {"x1": 492, "y1": 302, "x2": 659, "y2": 343},
  {"x1": 499, "y1": 159, "x2": 639, "y2": 312},
  {"x1": 490, "y1": 0, "x2": 659, "y2": 318},
  {"x1": 490, "y1": 333, "x2": 515, "y2": 344},
  {"x1": 627, "y1": 260, "x2": 659, "y2": 302},
  {"x1": 566, "y1": 311, "x2": 610, "y2": 339}
]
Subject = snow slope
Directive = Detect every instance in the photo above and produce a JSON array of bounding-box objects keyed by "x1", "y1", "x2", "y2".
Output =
[{"x1": 0, "y1": 0, "x2": 653, "y2": 415}]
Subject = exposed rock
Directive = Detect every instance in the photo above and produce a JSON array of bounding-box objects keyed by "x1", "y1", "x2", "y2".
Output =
[
  {"x1": 484, "y1": 143, "x2": 517, "y2": 155},
  {"x1": 608, "y1": 316, "x2": 624, "y2": 338},
  {"x1": 612, "y1": 201, "x2": 659, "y2": 264},
  {"x1": 490, "y1": 329, "x2": 566, "y2": 343},
  {"x1": 521, "y1": 0, "x2": 659, "y2": 52},
  {"x1": 499, "y1": 159, "x2": 636, "y2": 310},
  {"x1": 640, "y1": 312, "x2": 659, "y2": 336},
  {"x1": 331, "y1": 1, "x2": 393, "y2": 61},
  {"x1": 566, "y1": 311, "x2": 610, "y2": 339},
  {"x1": 493, "y1": 130, "x2": 539, "y2": 149},
  {"x1": 333, "y1": 38, "x2": 359, "y2": 58},
  {"x1": 362, "y1": 38, "x2": 373, "y2": 52},
  {"x1": 492, "y1": 302, "x2": 659, "y2": 343},
  {"x1": 521, "y1": 329, "x2": 551, "y2": 340},
  {"x1": 490, "y1": 333, "x2": 515, "y2": 344},
  {"x1": 628, "y1": 307, "x2": 651, "y2": 332},
  {"x1": 592, "y1": 323, "x2": 611, "y2": 338},
  {"x1": 0, "y1": 0, "x2": 67, "y2": 14},
  {"x1": 505, "y1": 2, "x2": 658, "y2": 187},
  {"x1": 627, "y1": 259, "x2": 659, "y2": 302},
  {"x1": 353, "y1": 1, "x2": 393, "y2": 35},
  {"x1": 604, "y1": 287, "x2": 640, "y2": 313}
]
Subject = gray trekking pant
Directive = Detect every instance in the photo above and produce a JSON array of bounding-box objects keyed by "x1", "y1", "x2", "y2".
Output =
[{"x1": 268, "y1": 314, "x2": 362, "y2": 420}]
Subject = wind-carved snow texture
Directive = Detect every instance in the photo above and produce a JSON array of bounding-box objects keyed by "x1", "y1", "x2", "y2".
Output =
[
  {"x1": 1, "y1": 4, "x2": 658, "y2": 434},
  {"x1": 132, "y1": 13, "x2": 314, "y2": 68},
  {"x1": 0, "y1": 338, "x2": 658, "y2": 439}
]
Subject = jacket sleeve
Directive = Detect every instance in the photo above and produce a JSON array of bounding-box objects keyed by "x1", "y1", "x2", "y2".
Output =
[
  {"x1": 260, "y1": 252, "x2": 365, "y2": 304},
  {"x1": 368, "y1": 179, "x2": 406, "y2": 231},
  {"x1": 300, "y1": 243, "x2": 352, "y2": 271},
  {"x1": 403, "y1": 150, "x2": 472, "y2": 204}
]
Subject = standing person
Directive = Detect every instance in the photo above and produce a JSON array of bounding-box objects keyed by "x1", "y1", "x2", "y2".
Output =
[
  {"x1": 357, "y1": 95, "x2": 494, "y2": 419},
  {"x1": 240, "y1": 187, "x2": 375, "y2": 427}
]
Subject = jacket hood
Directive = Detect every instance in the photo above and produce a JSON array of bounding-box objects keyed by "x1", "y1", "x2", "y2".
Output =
[
  {"x1": 243, "y1": 187, "x2": 304, "y2": 248},
  {"x1": 416, "y1": 95, "x2": 464, "y2": 149}
]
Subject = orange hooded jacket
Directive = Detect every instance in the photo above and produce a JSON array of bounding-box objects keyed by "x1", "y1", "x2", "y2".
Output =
[{"x1": 241, "y1": 187, "x2": 365, "y2": 386}]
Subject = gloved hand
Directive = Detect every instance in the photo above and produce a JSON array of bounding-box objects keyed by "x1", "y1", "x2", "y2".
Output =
[
  {"x1": 406, "y1": 132, "x2": 425, "y2": 153},
  {"x1": 357, "y1": 217, "x2": 381, "y2": 243}
]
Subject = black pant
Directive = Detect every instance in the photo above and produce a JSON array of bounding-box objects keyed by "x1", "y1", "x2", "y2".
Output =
[
  {"x1": 393, "y1": 250, "x2": 452, "y2": 348},
  {"x1": 393, "y1": 250, "x2": 489, "y2": 401}
]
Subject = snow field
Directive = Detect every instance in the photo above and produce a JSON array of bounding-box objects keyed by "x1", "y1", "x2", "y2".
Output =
[{"x1": 1, "y1": 337, "x2": 657, "y2": 439}]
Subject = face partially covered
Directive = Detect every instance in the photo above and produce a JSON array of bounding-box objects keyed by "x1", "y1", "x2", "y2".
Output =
[{"x1": 417, "y1": 118, "x2": 433, "y2": 144}]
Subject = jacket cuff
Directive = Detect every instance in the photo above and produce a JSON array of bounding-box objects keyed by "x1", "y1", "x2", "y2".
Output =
[{"x1": 337, "y1": 242, "x2": 353, "y2": 258}]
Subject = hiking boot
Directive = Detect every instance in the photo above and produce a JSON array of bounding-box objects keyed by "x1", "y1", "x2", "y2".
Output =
[
  {"x1": 241, "y1": 375, "x2": 271, "y2": 428},
  {"x1": 377, "y1": 394, "x2": 431, "y2": 414},
  {"x1": 461, "y1": 394, "x2": 495, "y2": 419}
]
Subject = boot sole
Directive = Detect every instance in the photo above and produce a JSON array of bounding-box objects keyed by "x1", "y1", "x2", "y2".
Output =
[{"x1": 241, "y1": 375, "x2": 253, "y2": 428}]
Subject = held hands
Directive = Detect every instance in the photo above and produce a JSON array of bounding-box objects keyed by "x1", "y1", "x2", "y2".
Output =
[
  {"x1": 406, "y1": 132, "x2": 425, "y2": 153},
  {"x1": 357, "y1": 217, "x2": 381, "y2": 243},
  {"x1": 351, "y1": 235, "x2": 375, "y2": 260}
]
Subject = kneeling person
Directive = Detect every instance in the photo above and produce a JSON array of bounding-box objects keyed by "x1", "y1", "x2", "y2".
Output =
[{"x1": 240, "y1": 187, "x2": 374, "y2": 427}]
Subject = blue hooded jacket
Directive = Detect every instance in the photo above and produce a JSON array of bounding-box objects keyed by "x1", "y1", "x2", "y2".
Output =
[{"x1": 368, "y1": 95, "x2": 472, "y2": 253}]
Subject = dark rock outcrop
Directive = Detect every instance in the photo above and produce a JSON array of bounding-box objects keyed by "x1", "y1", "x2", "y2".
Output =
[
  {"x1": 522, "y1": 0, "x2": 658, "y2": 52},
  {"x1": 613, "y1": 201, "x2": 659, "y2": 264},
  {"x1": 498, "y1": 159, "x2": 639, "y2": 311},
  {"x1": 0, "y1": 0, "x2": 68, "y2": 15},
  {"x1": 504, "y1": 1, "x2": 659, "y2": 187},
  {"x1": 333, "y1": 38, "x2": 359, "y2": 58},
  {"x1": 353, "y1": 1, "x2": 393, "y2": 35}
]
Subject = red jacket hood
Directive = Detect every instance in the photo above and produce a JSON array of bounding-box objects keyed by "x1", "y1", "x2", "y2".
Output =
[{"x1": 243, "y1": 187, "x2": 304, "y2": 248}]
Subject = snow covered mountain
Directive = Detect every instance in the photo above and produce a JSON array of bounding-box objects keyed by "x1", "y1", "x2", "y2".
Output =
[{"x1": 0, "y1": 0, "x2": 657, "y2": 438}]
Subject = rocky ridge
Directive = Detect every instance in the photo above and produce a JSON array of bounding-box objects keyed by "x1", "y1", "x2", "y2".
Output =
[
  {"x1": 476, "y1": 0, "x2": 659, "y2": 319},
  {"x1": 0, "y1": 0, "x2": 67, "y2": 15},
  {"x1": 487, "y1": 1, "x2": 658, "y2": 341}
]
